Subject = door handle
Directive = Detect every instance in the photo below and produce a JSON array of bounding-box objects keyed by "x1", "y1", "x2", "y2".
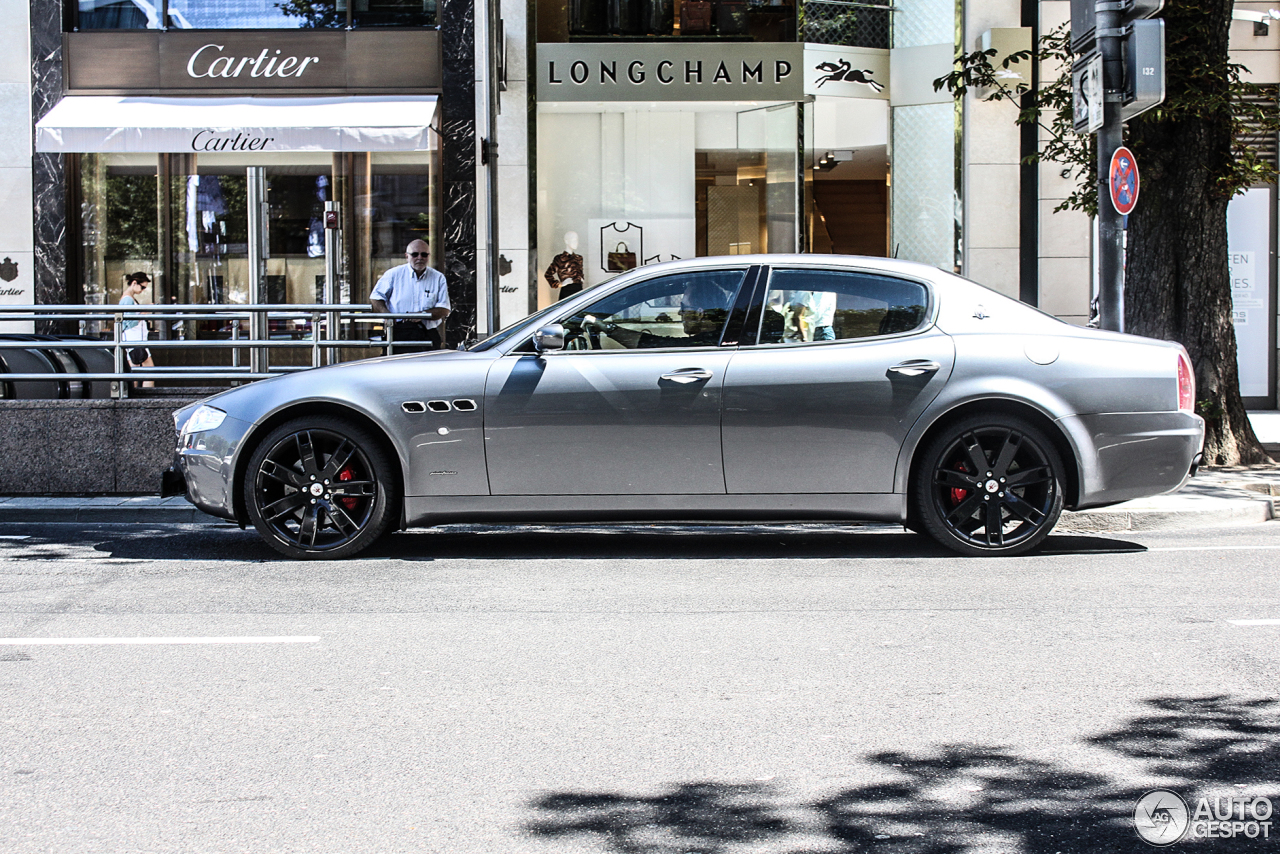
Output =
[
  {"x1": 887, "y1": 360, "x2": 941, "y2": 377},
  {"x1": 660, "y1": 368, "x2": 714, "y2": 384}
]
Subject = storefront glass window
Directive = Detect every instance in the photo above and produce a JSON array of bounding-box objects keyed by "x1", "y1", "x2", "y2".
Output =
[
  {"x1": 77, "y1": 148, "x2": 436, "y2": 360},
  {"x1": 77, "y1": 0, "x2": 437, "y2": 30},
  {"x1": 537, "y1": 103, "x2": 801, "y2": 311},
  {"x1": 166, "y1": 0, "x2": 436, "y2": 29},
  {"x1": 354, "y1": 152, "x2": 440, "y2": 303},
  {"x1": 538, "y1": 0, "x2": 794, "y2": 42},
  {"x1": 79, "y1": 153, "x2": 160, "y2": 306},
  {"x1": 77, "y1": 1, "x2": 162, "y2": 30}
]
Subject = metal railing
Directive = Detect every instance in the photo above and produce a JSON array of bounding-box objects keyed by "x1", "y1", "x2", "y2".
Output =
[{"x1": 0, "y1": 303, "x2": 443, "y2": 399}]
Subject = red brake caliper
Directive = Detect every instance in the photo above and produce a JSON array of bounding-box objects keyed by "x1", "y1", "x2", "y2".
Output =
[
  {"x1": 338, "y1": 466, "x2": 359, "y2": 511},
  {"x1": 951, "y1": 462, "x2": 969, "y2": 505}
]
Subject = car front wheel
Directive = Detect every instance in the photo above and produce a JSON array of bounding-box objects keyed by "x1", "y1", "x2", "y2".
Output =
[
  {"x1": 913, "y1": 415, "x2": 1065, "y2": 556},
  {"x1": 244, "y1": 417, "x2": 398, "y2": 560}
]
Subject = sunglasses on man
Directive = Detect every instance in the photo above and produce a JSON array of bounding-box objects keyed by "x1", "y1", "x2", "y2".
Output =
[{"x1": 407, "y1": 251, "x2": 429, "y2": 258}]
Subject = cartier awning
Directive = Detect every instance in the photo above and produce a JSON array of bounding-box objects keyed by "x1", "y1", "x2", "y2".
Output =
[{"x1": 35, "y1": 96, "x2": 437, "y2": 153}]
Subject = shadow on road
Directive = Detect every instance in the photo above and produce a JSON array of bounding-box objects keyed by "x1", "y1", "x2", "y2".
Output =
[
  {"x1": 36, "y1": 522, "x2": 1151, "y2": 562},
  {"x1": 525, "y1": 695, "x2": 1280, "y2": 853}
]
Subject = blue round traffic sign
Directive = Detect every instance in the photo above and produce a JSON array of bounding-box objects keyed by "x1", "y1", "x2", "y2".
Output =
[{"x1": 1109, "y1": 146, "x2": 1140, "y2": 215}]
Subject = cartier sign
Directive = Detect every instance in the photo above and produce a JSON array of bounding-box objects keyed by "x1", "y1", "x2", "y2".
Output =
[
  {"x1": 185, "y1": 44, "x2": 322, "y2": 80},
  {"x1": 63, "y1": 30, "x2": 440, "y2": 94},
  {"x1": 538, "y1": 43, "x2": 805, "y2": 102}
]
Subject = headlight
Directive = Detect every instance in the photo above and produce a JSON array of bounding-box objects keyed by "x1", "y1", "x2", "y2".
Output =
[{"x1": 181, "y1": 405, "x2": 227, "y2": 436}]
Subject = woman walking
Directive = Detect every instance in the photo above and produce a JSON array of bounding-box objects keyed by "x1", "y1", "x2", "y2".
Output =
[{"x1": 119, "y1": 271, "x2": 154, "y2": 388}]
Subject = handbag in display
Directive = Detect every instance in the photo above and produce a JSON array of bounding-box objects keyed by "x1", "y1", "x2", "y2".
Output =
[
  {"x1": 607, "y1": 242, "x2": 637, "y2": 272},
  {"x1": 715, "y1": 0, "x2": 749, "y2": 35},
  {"x1": 680, "y1": 0, "x2": 713, "y2": 34}
]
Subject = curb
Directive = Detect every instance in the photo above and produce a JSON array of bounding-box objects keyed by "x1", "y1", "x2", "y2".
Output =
[{"x1": 1059, "y1": 497, "x2": 1274, "y2": 532}]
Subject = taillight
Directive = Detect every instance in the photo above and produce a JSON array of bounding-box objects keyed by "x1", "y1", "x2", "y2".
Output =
[{"x1": 1177, "y1": 350, "x2": 1195, "y2": 413}]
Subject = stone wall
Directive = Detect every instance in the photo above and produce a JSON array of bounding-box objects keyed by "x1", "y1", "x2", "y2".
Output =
[{"x1": 0, "y1": 398, "x2": 201, "y2": 494}]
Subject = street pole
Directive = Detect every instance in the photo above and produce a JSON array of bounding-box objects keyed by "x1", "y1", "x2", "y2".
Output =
[{"x1": 1095, "y1": 0, "x2": 1125, "y2": 333}]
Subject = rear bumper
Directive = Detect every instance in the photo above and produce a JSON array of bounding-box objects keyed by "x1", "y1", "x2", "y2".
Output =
[{"x1": 1065, "y1": 411, "x2": 1206, "y2": 509}]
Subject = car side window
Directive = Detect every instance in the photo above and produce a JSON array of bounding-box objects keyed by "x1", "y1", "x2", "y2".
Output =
[
  {"x1": 559, "y1": 270, "x2": 747, "y2": 350},
  {"x1": 757, "y1": 269, "x2": 928, "y2": 345}
]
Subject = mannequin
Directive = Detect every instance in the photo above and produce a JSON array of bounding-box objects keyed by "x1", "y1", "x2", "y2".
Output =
[{"x1": 545, "y1": 231, "x2": 585, "y2": 301}]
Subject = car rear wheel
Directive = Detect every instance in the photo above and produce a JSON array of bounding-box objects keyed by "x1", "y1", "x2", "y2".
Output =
[
  {"x1": 913, "y1": 415, "x2": 1065, "y2": 556},
  {"x1": 244, "y1": 417, "x2": 398, "y2": 560}
]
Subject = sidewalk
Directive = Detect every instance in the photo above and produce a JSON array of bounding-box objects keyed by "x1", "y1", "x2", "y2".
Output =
[{"x1": 0, "y1": 467, "x2": 1275, "y2": 531}]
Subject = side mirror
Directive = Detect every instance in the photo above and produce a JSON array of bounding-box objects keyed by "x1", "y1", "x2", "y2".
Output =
[{"x1": 533, "y1": 323, "x2": 566, "y2": 353}]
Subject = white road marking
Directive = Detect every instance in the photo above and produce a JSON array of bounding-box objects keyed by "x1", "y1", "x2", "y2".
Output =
[
  {"x1": 1227, "y1": 619, "x2": 1280, "y2": 626},
  {"x1": 1146, "y1": 544, "x2": 1280, "y2": 552},
  {"x1": 0, "y1": 535, "x2": 30, "y2": 540},
  {"x1": 0, "y1": 636, "x2": 320, "y2": 645}
]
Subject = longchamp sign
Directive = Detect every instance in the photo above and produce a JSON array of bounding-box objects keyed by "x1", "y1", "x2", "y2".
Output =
[
  {"x1": 537, "y1": 43, "x2": 805, "y2": 101},
  {"x1": 63, "y1": 30, "x2": 441, "y2": 94}
]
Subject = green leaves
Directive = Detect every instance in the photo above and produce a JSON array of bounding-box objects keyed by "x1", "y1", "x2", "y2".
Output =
[{"x1": 932, "y1": 11, "x2": 1279, "y2": 217}]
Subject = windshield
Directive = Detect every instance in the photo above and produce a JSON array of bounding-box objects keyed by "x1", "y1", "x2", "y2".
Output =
[{"x1": 467, "y1": 300, "x2": 568, "y2": 352}]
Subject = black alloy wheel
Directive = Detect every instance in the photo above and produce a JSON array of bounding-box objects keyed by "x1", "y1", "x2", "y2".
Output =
[
  {"x1": 914, "y1": 415, "x2": 1065, "y2": 556},
  {"x1": 244, "y1": 417, "x2": 398, "y2": 559}
]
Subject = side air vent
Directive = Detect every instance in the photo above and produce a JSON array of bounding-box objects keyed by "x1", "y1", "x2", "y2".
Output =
[
  {"x1": 401, "y1": 401, "x2": 426, "y2": 413},
  {"x1": 427, "y1": 400, "x2": 452, "y2": 412},
  {"x1": 452, "y1": 399, "x2": 477, "y2": 412}
]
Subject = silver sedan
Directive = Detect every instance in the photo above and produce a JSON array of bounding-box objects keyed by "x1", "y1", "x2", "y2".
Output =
[{"x1": 163, "y1": 255, "x2": 1205, "y2": 559}]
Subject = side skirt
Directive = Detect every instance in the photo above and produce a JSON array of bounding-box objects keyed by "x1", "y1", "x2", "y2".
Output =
[{"x1": 403, "y1": 493, "x2": 903, "y2": 527}]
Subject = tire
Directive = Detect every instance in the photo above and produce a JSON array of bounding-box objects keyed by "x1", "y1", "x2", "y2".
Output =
[
  {"x1": 244, "y1": 417, "x2": 399, "y2": 560},
  {"x1": 913, "y1": 415, "x2": 1065, "y2": 557}
]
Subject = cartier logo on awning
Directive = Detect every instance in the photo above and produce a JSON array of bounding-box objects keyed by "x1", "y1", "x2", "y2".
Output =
[
  {"x1": 538, "y1": 43, "x2": 805, "y2": 102},
  {"x1": 191, "y1": 130, "x2": 276, "y2": 151}
]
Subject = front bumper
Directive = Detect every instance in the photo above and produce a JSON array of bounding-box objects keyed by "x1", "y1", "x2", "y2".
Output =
[
  {"x1": 165, "y1": 413, "x2": 256, "y2": 522},
  {"x1": 1065, "y1": 410, "x2": 1206, "y2": 509}
]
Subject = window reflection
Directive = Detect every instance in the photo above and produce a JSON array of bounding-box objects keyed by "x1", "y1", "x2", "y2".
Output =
[
  {"x1": 77, "y1": 150, "x2": 437, "y2": 366},
  {"x1": 77, "y1": 0, "x2": 162, "y2": 29},
  {"x1": 560, "y1": 270, "x2": 745, "y2": 350},
  {"x1": 759, "y1": 270, "x2": 927, "y2": 344},
  {"x1": 540, "y1": 0, "x2": 794, "y2": 42},
  {"x1": 76, "y1": 0, "x2": 438, "y2": 30},
  {"x1": 167, "y1": 0, "x2": 340, "y2": 29}
]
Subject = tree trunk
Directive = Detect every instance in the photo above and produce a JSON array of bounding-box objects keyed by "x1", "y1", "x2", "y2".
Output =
[{"x1": 1124, "y1": 0, "x2": 1271, "y2": 465}]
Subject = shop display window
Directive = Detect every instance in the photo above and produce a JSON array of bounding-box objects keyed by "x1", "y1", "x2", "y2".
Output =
[
  {"x1": 538, "y1": 0, "x2": 794, "y2": 42},
  {"x1": 76, "y1": 149, "x2": 437, "y2": 364},
  {"x1": 78, "y1": 153, "x2": 160, "y2": 307},
  {"x1": 75, "y1": 0, "x2": 437, "y2": 30},
  {"x1": 536, "y1": 104, "x2": 803, "y2": 311}
]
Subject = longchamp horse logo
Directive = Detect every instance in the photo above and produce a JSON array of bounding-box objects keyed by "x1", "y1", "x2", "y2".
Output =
[{"x1": 814, "y1": 58, "x2": 884, "y2": 92}]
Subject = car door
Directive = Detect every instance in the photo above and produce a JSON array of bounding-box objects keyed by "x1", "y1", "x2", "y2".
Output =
[
  {"x1": 483, "y1": 268, "x2": 750, "y2": 495},
  {"x1": 721, "y1": 266, "x2": 954, "y2": 494}
]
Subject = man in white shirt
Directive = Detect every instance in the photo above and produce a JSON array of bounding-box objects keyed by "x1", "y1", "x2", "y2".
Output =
[{"x1": 371, "y1": 239, "x2": 451, "y2": 353}]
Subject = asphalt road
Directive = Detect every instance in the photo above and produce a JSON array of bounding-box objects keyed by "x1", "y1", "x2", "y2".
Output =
[{"x1": 2, "y1": 520, "x2": 1279, "y2": 854}]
